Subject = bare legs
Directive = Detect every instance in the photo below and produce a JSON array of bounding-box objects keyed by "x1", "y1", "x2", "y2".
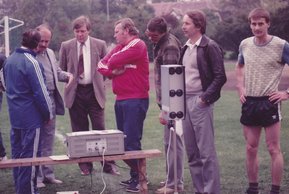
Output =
[{"x1": 243, "y1": 122, "x2": 283, "y2": 188}]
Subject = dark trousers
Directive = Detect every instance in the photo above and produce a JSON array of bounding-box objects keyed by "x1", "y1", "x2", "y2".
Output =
[
  {"x1": 69, "y1": 84, "x2": 105, "y2": 131},
  {"x1": 0, "y1": 131, "x2": 6, "y2": 157},
  {"x1": 69, "y1": 84, "x2": 114, "y2": 172},
  {"x1": 0, "y1": 93, "x2": 6, "y2": 158},
  {"x1": 115, "y1": 98, "x2": 149, "y2": 180},
  {"x1": 11, "y1": 127, "x2": 41, "y2": 194}
]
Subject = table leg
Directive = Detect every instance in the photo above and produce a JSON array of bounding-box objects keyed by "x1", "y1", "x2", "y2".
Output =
[{"x1": 138, "y1": 158, "x2": 148, "y2": 194}]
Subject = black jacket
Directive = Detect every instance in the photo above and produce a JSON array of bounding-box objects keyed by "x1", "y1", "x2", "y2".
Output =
[
  {"x1": 0, "y1": 53, "x2": 6, "y2": 69},
  {"x1": 180, "y1": 35, "x2": 227, "y2": 104}
]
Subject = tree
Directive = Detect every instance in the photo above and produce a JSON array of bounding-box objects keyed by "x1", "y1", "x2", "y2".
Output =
[
  {"x1": 12, "y1": 0, "x2": 49, "y2": 29},
  {"x1": 44, "y1": 0, "x2": 84, "y2": 51},
  {"x1": 4, "y1": 0, "x2": 153, "y2": 58},
  {"x1": 0, "y1": 0, "x2": 19, "y2": 18},
  {"x1": 113, "y1": 0, "x2": 155, "y2": 58},
  {"x1": 213, "y1": 16, "x2": 251, "y2": 59},
  {"x1": 209, "y1": 0, "x2": 289, "y2": 59},
  {"x1": 152, "y1": 0, "x2": 177, "y2": 2},
  {"x1": 270, "y1": 5, "x2": 289, "y2": 41},
  {"x1": 212, "y1": 0, "x2": 261, "y2": 21}
]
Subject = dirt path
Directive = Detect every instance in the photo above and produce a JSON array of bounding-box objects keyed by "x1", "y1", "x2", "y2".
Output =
[
  {"x1": 107, "y1": 64, "x2": 289, "y2": 91},
  {"x1": 223, "y1": 66, "x2": 289, "y2": 91}
]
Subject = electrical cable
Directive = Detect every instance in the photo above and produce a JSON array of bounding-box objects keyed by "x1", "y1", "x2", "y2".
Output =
[
  {"x1": 89, "y1": 168, "x2": 93, "y2": 192},
  {"x1": 113, "y1": 162, "x2": 129, "y2": 170},
  {"x1": 99, "y1": 148, "x2": 107, "y2": 194},
  {"x1": 164, "y1": 121, "x2": 174, "y2": 194}
]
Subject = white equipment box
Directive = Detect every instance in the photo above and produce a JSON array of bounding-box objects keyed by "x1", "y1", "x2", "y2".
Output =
[
  {"x1": 161, "y1": 64, "x2": 185, "y2": 120},
  {"x1": 66, "y1": 129, "x2": 125, "y2": 158}
]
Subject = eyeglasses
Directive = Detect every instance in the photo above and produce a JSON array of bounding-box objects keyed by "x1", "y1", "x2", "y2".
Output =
[{"x1": 145, "y1": 30, "x2": 161, "y2": 39}]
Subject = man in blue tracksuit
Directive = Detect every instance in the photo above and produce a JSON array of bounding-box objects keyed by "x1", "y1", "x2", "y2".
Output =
[
  {"x1": 4, "y1": 29, "x2": 52, "y2": 194},
  {"x1": 0, "y1": 53, "x2": 7, "y2": 161}
]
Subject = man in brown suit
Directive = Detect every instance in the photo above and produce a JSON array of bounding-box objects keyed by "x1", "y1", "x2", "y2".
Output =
[{"x1": 59, "y1": 15, "x2": 118, "y2": 176}]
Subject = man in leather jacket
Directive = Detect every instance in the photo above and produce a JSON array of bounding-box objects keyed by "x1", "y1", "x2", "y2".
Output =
[{"x1": 180, "y1": 10, "x2": 226, "y2": 194}]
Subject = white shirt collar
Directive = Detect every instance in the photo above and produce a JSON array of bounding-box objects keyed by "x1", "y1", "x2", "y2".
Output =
[
  {"x1": 185, "y1": 36, "x2": 202, "y2": 49},
  {"x1": 77, "y1": 36, "x2": 90, "y2": 47}
]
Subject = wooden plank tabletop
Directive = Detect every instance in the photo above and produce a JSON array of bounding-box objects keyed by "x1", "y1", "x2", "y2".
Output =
[{"x1": 0, "y1": 149, "x2": 162, "y2": 169}]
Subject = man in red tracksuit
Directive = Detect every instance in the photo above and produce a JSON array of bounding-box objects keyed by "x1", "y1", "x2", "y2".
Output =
[{"x1": 98, "y1": 17, "x2": 149, "y2": 193}]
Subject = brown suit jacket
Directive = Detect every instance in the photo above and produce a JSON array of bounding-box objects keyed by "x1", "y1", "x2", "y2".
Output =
[{"x1": 59, "y1": 37, "x2": 107, "y2": 109}]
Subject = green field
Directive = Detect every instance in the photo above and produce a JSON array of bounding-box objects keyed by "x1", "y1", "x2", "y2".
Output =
[{"x1": 1, "y1": 85, "x2": 289, "y2": 193}]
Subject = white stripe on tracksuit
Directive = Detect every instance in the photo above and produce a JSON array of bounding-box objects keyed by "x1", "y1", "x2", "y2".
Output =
[
  {"x1": 97, "y1": 39, "x2": 140, "y2": 71},
  {"x1": 30, "y1": 127, "x2": 40, "y2": 194},
  {"x1": 97, "y1": 61, "x2": 108, "y2": 69},
  {"x1": 111, "y1": 38, "x2": 140, "y2": 58},
  {"x1": 24, "y1": 53, "x2": 53, "y2": 119}
]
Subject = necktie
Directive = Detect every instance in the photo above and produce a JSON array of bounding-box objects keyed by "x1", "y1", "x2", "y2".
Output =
[{"x1": 78, "y1": 43, "x2": 84, "y2": 79}]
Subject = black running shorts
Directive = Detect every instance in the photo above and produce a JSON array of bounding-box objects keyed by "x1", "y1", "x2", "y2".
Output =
[{"x1": 240, "y1": 96, "x2": 280, "y2": 127}]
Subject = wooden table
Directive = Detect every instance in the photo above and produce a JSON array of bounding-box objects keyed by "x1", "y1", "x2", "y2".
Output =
[{"x1": 0, "y1": 149, "x2": 162, "y2": 194}]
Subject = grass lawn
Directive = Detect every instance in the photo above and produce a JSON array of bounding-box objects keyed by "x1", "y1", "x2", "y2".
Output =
[{"x1": 1, "y1": 84, "x2": 289, "y2": 193}]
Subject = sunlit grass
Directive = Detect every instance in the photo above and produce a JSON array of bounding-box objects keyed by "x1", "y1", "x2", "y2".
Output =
[{"x1": 2, "y1": 83, "x2": 289, "y2": 193}]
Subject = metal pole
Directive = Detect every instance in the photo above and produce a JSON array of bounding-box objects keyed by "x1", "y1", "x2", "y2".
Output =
[
  {"x1": 106, "y1": 0, "x2": 110, "y2": 21},
  {"x1": 173, "y1": 124, "x2": 178, "y2": 194},
  {"x1": 4, "y1": 16, "x2": 9, "y2": 57},
  {"x1": 169, "y1": 120, "x2": 179, "y2": 194},
  {"x1": 0, "y1": 16, "x2": 24, "y2": 57}
]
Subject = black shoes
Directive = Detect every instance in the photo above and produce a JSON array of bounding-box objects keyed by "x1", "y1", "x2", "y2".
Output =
[{"x1": 120, "y1": 178, "x2": 140, "y2": 193}]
